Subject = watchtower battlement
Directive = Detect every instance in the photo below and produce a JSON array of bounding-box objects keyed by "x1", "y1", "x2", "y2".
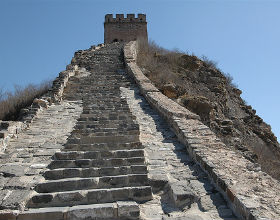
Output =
[
  {"x1": 105, "y1": 14, "x2": 146, "y2": 23},
  {"x1": 104, "y1": 13, "x2": 148, "y2": 43}
]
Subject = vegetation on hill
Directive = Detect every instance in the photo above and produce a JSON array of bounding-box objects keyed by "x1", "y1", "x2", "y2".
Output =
[
  {"x1": 137, "y1": 40, "x2": 280, "y2": 180},
  {"x1": 0, "y1": 81, "x2": 51, "y2": 121}
]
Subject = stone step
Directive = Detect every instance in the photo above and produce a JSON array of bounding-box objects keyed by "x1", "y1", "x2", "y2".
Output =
[
  {"x1": 75, "y1": 125, "x2": 138, "y2": 131},
  {"x1": 63, "y1": 142, "x2": 143, "y2": 151},
  {"x1": 8, "y1": 201, "x2": 140, "y2": 220},
  {"x1": 53, "y1": 149, "x2": 144, "y2": 160},
  {"x1": 36, "y1": 174, "x2": 149, "y2": 193},
  {"x1": 71, "y1": 130, "x2": 139, "y2": 137},
  {"x1": 71, "y1": 132, "x2": 140, "y2": 138},
  {"x1": 81, "y1": 105, "x2": 130, "y2": 109},
  {"x1": 78, "y1": 119, "x2": 137, "y2": 124},
  {"x1": 82, "y1": 110, "x2": 134, "y2": 114},
  {"x1": 48, "y1": 157, "x2": 145, "y2": 169},
  {"x1": 66, "y1": 135, "x2": 139, "y2": 144},
  {"x1": 44, "y1": 165, "x2": 147, "y2": 180},
  {"x1": 28, "y1": 186, "x2": 152, "y2": 208},
  {"x1": 76, "y1": 121, "x2": 138, "y2": 127}
]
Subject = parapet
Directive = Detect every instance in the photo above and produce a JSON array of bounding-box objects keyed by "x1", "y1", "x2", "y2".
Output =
[{"x1": 105, "y1": 14, "x2": 146, "y2": 23}]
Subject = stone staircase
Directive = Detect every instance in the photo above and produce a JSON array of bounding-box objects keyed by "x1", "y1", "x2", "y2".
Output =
[
  {"x1": 0, "y1": 42, "x2": 242, "y2": 220},
  {"x1": 24, "y1": 43, "x2": 152, "y2": 219}
]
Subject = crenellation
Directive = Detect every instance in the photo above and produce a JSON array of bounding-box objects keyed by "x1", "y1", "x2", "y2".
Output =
[
  {"x1": 116, "y1": 14, "x2": 124, "y2": 20},
  {"x1": 105, "y1": 13, "x2": 146, "y2": 23},
  {"x1": 126, "y1": 13, "x2": 135, "y2": 21},
  {"x1": 105, "y1": 14, "x2": 113, "y2": 22},
  {"x1": 137, "y1": 13, "x2": 146, "y2": 21}
]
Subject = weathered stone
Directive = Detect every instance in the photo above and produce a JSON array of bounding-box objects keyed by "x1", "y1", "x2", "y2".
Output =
[
  {"x1": 121, "y1": 83, "x2": 231, "y2": 219},
  {"x1": 189, "y1": 179, "x2": 214, "y2": 196},
  {"x1": 198, "y1": 193, "x2": 225, "y2": 212},
  {"x1": 66, "y1": 203, "x2": 116, "y2": 219},
  {"x1": 169, "y1": 181, "x2": 198, "y2": 208},
  {"x1": 0, "y1": 190, "x2": 32, "y2": 210},
  {"x1": 117, "y1": 201, "x2": 139, "y2": 218},
  {"x1": 18, "y1": 207, "x2": 66, "y2": 220},
  {"x1": 4, "y1": 176, "x2": 35, "y2": 190},
  {"x1": 148, "y1": 174, "x2": 168, "y2": 192}
]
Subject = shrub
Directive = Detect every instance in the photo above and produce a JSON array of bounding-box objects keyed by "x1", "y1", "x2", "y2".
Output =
[
  {"x1": 136, "y1": 40, "x2": 184, "y2": 86},
  {"x1": 201, "y1": 55, "x2": 218, "y2": 69},
  {"x1": 224, "y1": 72, "x2": 238, "y2": 89},
  {"x1": 0, "y1": 80, "x2": 52, "y2": 121}
]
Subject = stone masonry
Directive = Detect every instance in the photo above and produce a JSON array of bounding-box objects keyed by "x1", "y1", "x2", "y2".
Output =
[
  {"x1": 121, "y1": 86, "x2": 237, "y2": 220},
  {"x1": 124, "y1": 41, "x2": 280, "y2": 220},
  {"x1": 0, "y1": 41, "x2": 278, "y2": 220},
  {"x1": 0, "y1": 43, "x2": 152, "y2": 220},
  {"x1": 104, "y1": 14, "x2": 148, "y2": 43}
]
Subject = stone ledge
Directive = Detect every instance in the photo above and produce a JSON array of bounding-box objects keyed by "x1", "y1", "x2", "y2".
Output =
[{"x1": 124, "y1": 41, "x2": 280, "y2": 220}]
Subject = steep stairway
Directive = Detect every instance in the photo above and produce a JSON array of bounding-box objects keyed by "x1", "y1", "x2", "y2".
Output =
[
  {"x1": 25, "y1": 43, "x2": 152, "y2": 220},
  {"x1": 0, "y1": 43, "x2": 240, "y2": 220}
]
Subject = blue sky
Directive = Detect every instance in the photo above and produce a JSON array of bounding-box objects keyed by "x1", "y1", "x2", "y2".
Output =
[{"x1": 0, "y1": 0, "x2": 279, "y2": 140}]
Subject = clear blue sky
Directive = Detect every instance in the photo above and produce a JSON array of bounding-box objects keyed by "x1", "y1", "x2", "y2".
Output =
[{"x1": 0, "y1": 0, "x2": 279, "y2": 140}]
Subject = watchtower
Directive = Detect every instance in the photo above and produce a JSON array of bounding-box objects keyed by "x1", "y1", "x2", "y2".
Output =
[{"x1": 104, "y1": 14, "x2": 148, "y2": 44}]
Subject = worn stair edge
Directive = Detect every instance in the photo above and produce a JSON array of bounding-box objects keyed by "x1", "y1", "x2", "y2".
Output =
[
  {"x1": 35, "y1": 174, "x2": 149, "y2": 193},
  {"x1": 124, "y1": 40, "x2": 280, "y2": 220},
  {"x1": 0, "y1": 201, "x2": 139, "y2": 220},
  {"x1": 44, "y1": 165, "x2": 147, "y2": 180},
  {"x1": 63, "y1": 141, "x2": 143, "y2": 151},
  {"x1": 53, "y1": 149, "x2": 144, "y2": 160},
  {"x1": 28, "y1": 186, "x2": 152, "y2": 208},
  {"x1": 48, "y1": 157, "x2": 145, "y2": 169}
]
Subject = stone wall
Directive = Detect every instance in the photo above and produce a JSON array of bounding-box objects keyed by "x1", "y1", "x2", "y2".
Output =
[
  {"x1": 124, "y1": 41, "x2": 280, "y2": 220},
  {"x1": 104, "y1": 14, "x2": 147, "y2": 43}
]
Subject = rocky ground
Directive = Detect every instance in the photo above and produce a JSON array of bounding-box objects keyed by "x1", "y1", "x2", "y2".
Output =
[{"x1": 137, "y1": 45, "x2": 280, "y2": 180}]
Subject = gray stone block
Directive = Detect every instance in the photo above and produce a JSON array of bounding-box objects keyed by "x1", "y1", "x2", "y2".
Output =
[
  {"x1": 117, "y1": 201, "x2": 139, "y2": 219},
  {"x1": 198, "y1": 193, "x2": 226, "y2": 212},
  {"x1": 169, "y1": 181, "x2": 198, "y2": 208},
  {"x1": 66, "y1": 203, "x2": 116, "y2": 219},
  {"x1": 0, "y1": 164, "x2": 28, "y2": 177},
  {"x1": 0, "y1": 190, "x2": 32, "y2": 210},
  {"x1": 18, "y1": 207, "x2": 67, "y2": 220}
]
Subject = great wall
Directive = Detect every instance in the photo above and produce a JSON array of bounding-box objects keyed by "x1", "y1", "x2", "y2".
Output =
[{"x1": 0, "y1": 14, "x2": 279, "y2": 220}]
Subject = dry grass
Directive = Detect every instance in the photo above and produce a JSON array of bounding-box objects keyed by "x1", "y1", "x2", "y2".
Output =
[
  {"x1": 0, "y1": 81, "x2": 51, "y2": 121},
  {"x1": 137, "y1": 40, "x2": 189, "y2": 95},
  {"x1": 201, "y1": 55, "x2": 218, "y2": 69},
  {"x1": 137, "y1": 40, "x2": 237, "y2": 90}
]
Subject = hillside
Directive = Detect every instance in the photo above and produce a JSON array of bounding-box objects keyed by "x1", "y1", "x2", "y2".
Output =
[{"x1": 137, "y1": 41, "x2": 280, "y2": 180}]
